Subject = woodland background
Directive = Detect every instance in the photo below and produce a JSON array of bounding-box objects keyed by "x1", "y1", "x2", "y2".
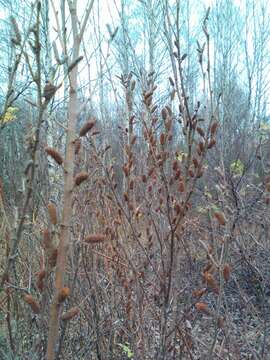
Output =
[{"x1": 1, "y1": 0, "x2": 270, "y2": 359}]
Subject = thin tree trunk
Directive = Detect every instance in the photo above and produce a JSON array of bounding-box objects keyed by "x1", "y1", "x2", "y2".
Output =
[
  {"x1": 46, "y1": 0, "x2": 95, "y2": 356},
  {"x1": 46, "y1": 29, "x2": 80, "y2": 360}
]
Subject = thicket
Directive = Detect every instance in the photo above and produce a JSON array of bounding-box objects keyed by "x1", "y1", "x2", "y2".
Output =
[{"x1": 0, "y1": 1, "x2": 270, "y2": 359}]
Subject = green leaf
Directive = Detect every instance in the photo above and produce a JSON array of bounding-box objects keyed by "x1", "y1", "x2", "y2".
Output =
[
  {"x1": 1, "y1": 106, "x2": 18, "y2": 123},
  {"x1": 230, "y1": 160, "x2": 244, "y2": 176},
  {"x1": 118, "y1": 342, "x2": 134, "y2": 359}
]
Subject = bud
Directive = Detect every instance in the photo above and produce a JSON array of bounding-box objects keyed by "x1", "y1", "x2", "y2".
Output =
[{"x1": 61, "y1": 307, "x2": 80, "y2": 321}]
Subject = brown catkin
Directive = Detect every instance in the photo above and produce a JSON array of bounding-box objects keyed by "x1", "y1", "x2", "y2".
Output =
[
  {"x1": 174, "y1": 203, "x2": 182, "y2": 215},
  {"x1": 223, "y1": 264, "x2": 231, "y2": 282},
  {"x1": 36, "y1": 269, "x2": 46, "y2": 292},
  {"x1": 160, "y1": 133, "x2": 166, "y2": 146},
  {"x1": 172, "y1": 160, "x2": 178, "y2": 171},
  {"x1": 131, "y1": 135, "x2": 137, "y2": 145},
  {"x1": 48, "y1": 248, "x2": 58, "y2": 268},
  {"x1": 42, "y1": 229, "x2": 51, "y2": 249},
  {"x1": 61, "y1": 307, "x2": 80, "y2": 321},
  {"x1": 161, "y1": 108, "x2": 168, "y2": 120},
  {"x1": 37, "y1": 279, "x2": 45, "y2": 292},
  {"x1": 165, "y1": 118, "x2": 172, "y2": 132},
  {"x1": 144, "y1": 90, "x2": 153, "y2": 99},
  {"x1": 208, "y1": 139, "x2": 216, "y2": 149},
  {"x1": 188, "y1": 169, "x2": 194, "y2": 178},
  {"x1": 58, "y1": 287, "x2": 70, "y2": 303},
  {"x1": 74, "y1": 139, "x2": 81, "y2": 155},
  {"x1": 199, "y1": 142, "x2": 204, "y2": 152},
  {"x1": 195, "y1": 302, "x2": 209, "y2": 313},
  {"x1": 192, "y1": 288, "x2": 207, "y2": 298},
  {"x1": 197, "y1": 127, "x2": 205, "y2": 137},
  {"x1": 141, "y1": 175, "x2": 147, "y2": 184},
  {"x1": 145, "y1": 96, "x2": 152, "y2": 107},
  {"x1": 217, "y1": 316, "x2": 225, "y2": 329},
  {"x1": 84, "y1": 233, "x2": 107, "y2": 243},
  {"x1": 178, "y1": 182, "x2": 185, "y2": 193},
  {"x1": 123, "y1": 165, "x2": 129, "y2": 177},
  {"x1": 23, "y1": 294, "x2": 40, "y2": 314},
  {"x1": 148, "y1": 168, "x2": 155, "y2": 177},
  {"x1": 45, "y1": 147, "x2": 63, "y2": 165},
  {"x1": 74, "y1": 172, "x2": 89, "y2": 186},
  {"x1": 192, "y1": 157, "x2": 199, "y2": 168},
  {"x1": 79, "y1": 120, "x2": 96, "y2": 137},
  {"x1": 214, "y1": 211, "x2": 226, "y2": 226},
  {"x1": 129, "y1": 180, "x2": 134, "y2": 190},
  {"x1": 204, "y1": 272, "x2": 217, "y2": 289},
  {"x1": 36, "y1": 269, "x2": 46, "y2": 282},
  {"x1": 175, "y1": 169, "x2": 181, "y2": 180},
  {"x1": 210, "y1": 122, "x2": 218, "y2": 135},
  {"x1": 48, "y1": 202, "x2": 57, "y2": 225}
]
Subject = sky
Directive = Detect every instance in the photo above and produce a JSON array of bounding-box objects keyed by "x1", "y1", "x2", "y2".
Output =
[{"x1": 1, "y1": 0, "x2": 269, "y2": 116}]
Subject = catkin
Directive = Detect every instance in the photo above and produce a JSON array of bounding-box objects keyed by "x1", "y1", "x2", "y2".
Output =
[
  {"x1": 36, "y1": 269, "x2": 46, "y2": 282},
  {"x1": 42, "y1": 229, "x2": 51, "y2": 249},
  {"x1": 178, "y1": 182, "x2": 185, "y2": 193},
  {"x1": 223, "y1": 264, "x2": 231, "y2": 282},
  {"x1": 61, "y1": 307, "x2": 80, "y2": 321},
  {"x1": 23, "y1": 294, "x2": 40, "y2": 314},
  {"x1": 36, "y1": 270, "x2": 46, "y2": 292},
  {"x1": 45, "y1": 147, "x2": 63, "y2": 165},
  {"x1": 195, "y1": 302, "x2": 209, "y2": 314},
  {"x1": 160, "y1": 133, "x2": 166, "y2": 145},
  {"x1": 208, "y1": 139, "x2": 216, "y2": 149},
  {"x1": 84, "y1": 233, "x2": 106, "y2": 243},
  {"x1": 48, "y1": 202, "x2": 57, "y2": 225},
  {"x1": 74, "y1": 139, "x2": 81, "y2": 155},
  {"x1": 204, "y1": 272, "x2": 217, "y2": 288},
  {"x1": 197, "y1": 127, "x2": 205, "y2": 137},
  {"x1": 74, "y1": 172, "x2": 89, "y2": 186},
  {"x1": 210, "y1": 122, "x2": 218, "y2": 135},
  {"x1": 58, "y1": 287, "x2": 70, "y2": 303},
  {"x1": 48, "y1": 248, "x2": 58, "y2": 268},
  {"x1": 79, "y1": 120, "x2": 96, "y2": 137},
  {"x1": 214, "y1": 211, "x2": 226, "y2": 226},
  {"x1": 161, "y1": 108, "x2": 168, "y2": 120}
]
